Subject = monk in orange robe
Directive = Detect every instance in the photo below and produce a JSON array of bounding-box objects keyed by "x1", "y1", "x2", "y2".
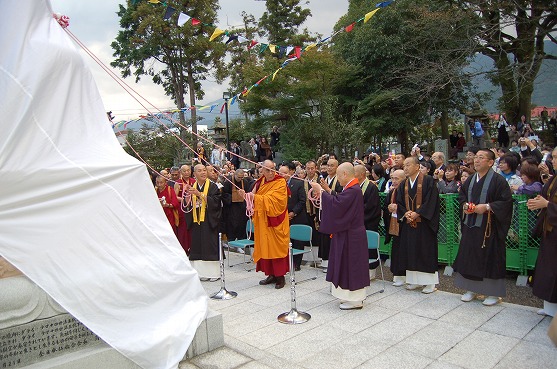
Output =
[{"x1": 240, "y1": 160, "x2": 290, "y2": 289}]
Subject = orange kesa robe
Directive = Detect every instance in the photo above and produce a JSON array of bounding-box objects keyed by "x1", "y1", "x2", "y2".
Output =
[{"x1": 252, "y1": 174, "x2": 290, "y2": 266}]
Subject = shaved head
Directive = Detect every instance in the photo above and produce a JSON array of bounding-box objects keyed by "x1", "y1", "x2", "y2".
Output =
[
  {"x1": 337, "y1": 162, "x2": 355, "y2": 186},
  {"x1": 390, "y1": 169, "x2": 406, "y2": 189},
  {"x1": 326, "y1": 158, "x2": 339, "y2": 177},
  {"x1": 261, "y1": 160, "x2": 276, "y2": 181},
  {"x1": 354, "y1": 164, "x2": 367, "y2": 182}
]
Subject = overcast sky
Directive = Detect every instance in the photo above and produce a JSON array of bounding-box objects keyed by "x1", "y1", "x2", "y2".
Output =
[{"x1": 50, "y1": 0, "x2": 349, "y2": 121}]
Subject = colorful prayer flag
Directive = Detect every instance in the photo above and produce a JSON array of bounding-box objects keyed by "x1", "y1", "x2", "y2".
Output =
[
  {"x1": 376, "y1": 1, "x2": 393, "y2": 8},
  {"x1": 191, "y1": 18, "x2": 201, "y2": 26},
  {"x1": 345, "y1": 22, "x2": 355, "y2": 33},
  {"x1": 272, "y1": 68, "x2": 282, "y2": 81},
  {"x1": 225, "y1": 35, "x2": 239, "y2": 44},
  {"x1": 177, "y1": 13, "x2": 190, "y2": 27},
  {"x1": 364, "y1": 9, "x2": 380, "y2": 23},
  {"x1": 209, "y1": 28, "x2": 225, "y2": 41},
  {"x1": 163, "y1": 6, "x2": 176, "y2": 20}
]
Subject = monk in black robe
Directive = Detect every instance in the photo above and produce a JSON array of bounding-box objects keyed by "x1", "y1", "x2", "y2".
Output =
[
  {"x1": 528, "y1": 147, "x2": 557, "y2": 317},
  {"x1": 384, "y1": 169, "x2": 406, "y2": 286},
  {"x1": 318, "y1": 158, "x2": 343, "y2": 272},
  {"x1": 397, "y1": 157, "x2": 440, "y2": 294},
  {"x1": 279, "y1": 162, "x2": 309, "y2": 270},
  {"x1": 186, "y1": 164, "x2": 222, "y2": 281},
  {"x1": 222, "y1": 169, "x2": 253, "y2": 241},
  {"x1": 355, "y1": 165, "x2": 381, "y2": 277},
  {"x1": 453, "y1": 149, "x2": 513, "y2": 306}
]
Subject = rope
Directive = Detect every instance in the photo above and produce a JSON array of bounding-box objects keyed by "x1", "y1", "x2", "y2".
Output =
[
  {"x1": 63, "y1": 27, "x2": 336, "y2": 220},
  {"x1": 244, "y1": 192, "x2": 255, "y2": 218},
  {"x1": 307, "y1": 187, "x2": 321, "y2": 209}
]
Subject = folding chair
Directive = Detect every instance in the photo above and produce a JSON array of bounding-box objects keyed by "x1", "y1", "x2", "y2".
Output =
[
  {"x1": 366, "y1": 230, "x2": 385, "y2": 295},
  {"x1": 290, "y1": 224, "x2": 319, "y2": 283},
  {"x1": 227, "y1": 220, "x2": 255, "y2": 271}
]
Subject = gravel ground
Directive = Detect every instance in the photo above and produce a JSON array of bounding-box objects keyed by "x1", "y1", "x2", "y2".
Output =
[{"x1": 375, "y1": 263, "x2": 542, "y2": 308}]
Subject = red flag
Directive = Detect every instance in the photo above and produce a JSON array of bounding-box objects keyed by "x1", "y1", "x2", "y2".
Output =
[
  {"x1": 295, "y1": 46, "x2": 301, "y2": 59},
  {"x1": 220, "y1": 103, "x2": 226, "y2": 114},
  {"x1": 191, "y1": 18, "x2": 201, "y2": 26},
  {"x1": 248, "y1": 40, "x2": 258, "y2": 50},
  {"x1": 345, "y1": 23, "x2": 355, "y2": 33}
]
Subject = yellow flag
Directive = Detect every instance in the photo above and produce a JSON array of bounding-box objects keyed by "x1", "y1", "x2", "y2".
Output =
[
  {"x1": 272, "y1": 68, "x2": 282, "y2": 81},
  {"x1": 305, "y1": 43, "x2": 317, "y2": 51},
  {"x1": 209, "y1": 28, "x2": 225, "y2": 42},
  {"x1": 364, "y1": 8, "x2": 379, "y2": 23},
  {"x1": 148, "y1": 0, "x2": 160, "y2": 3},
  {"x1": 269, "y1": 44, "x2": 276, "y2": 53}
]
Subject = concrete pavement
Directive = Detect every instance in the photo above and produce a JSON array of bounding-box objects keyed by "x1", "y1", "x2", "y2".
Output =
[{"x1": 180, "y1": 253, "x2": 556, "y2": 369}]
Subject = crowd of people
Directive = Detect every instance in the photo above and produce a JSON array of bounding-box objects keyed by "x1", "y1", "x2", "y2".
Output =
[{"x1": 149, "y1": 129, "x2": 557, "y2": 314}]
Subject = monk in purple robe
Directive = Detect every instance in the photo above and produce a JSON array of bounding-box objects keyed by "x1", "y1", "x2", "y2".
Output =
[{"x1": 310, "y1": 162, "x2": 370, "y2": 310}]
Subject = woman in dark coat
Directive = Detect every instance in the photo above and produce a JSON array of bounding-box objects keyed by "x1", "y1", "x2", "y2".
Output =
[
  {"x1": 257, "y1": 137, "x2": 273, "y2": 162},
  {"x1": 528, "y1": 147, "x2": 557, "y2": 317}
]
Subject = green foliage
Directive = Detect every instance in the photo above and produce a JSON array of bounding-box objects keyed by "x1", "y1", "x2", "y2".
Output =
[
  {"x1": 259, "y1": 0, "x2": 313, "y2": 45},
  {"x1": 454, "y1": 0, "x2": 557, "y2": 122},
  {"x1": 123, "y1": 125, "x2": 182, "y2": 169},
  {"x1": 111, "y1": 0, "x2": 225, "y2": 157},
  {"x1": 332, "y1": 0, "x2": 479, "y2": 151}
]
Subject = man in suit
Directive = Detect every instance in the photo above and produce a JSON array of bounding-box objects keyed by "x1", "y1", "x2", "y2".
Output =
[{"x1": 279, "y1": 162, "x2": 309, "y2": 271}]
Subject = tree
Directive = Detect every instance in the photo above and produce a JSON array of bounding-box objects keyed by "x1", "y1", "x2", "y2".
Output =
[
  {"x1": 123, "y1": 124, "x2": 181, "y2": 170},
  {"x1": 456, "y1": 1, "x2": 557, "y2": 123},
  {"x1": 258, "y1": 0, "x2": 313, "y2": 45},
  {"x1": 111, "y1": 0, "x2": 224, "y2": 162},
  {"x1": 332, "y1": 0, "x2": 479, "y2": 151}
]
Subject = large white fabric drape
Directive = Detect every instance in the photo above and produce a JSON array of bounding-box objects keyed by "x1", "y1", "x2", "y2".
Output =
[{"x1": 0, "y1": 1, "x2": 207, "y2": 368}]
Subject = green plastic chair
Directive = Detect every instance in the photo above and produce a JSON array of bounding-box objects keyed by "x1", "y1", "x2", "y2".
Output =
[
  {"x1": 290, "y1": 224, "x2": 319, "y2": 282},
  {"x1": 366, "y1": 230, "x2": 385, "y2": 295},
  {"x1": 227, "y1": 220, "x2": 255, "y2": 271}
]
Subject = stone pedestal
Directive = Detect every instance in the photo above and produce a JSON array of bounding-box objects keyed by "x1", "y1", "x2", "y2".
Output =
[
  {"x1": 0, "y1": 260, "x2": 224, "y2": 369},
  {"x1": 0, "y1": 310, "x2": 223, "y2": 369}
]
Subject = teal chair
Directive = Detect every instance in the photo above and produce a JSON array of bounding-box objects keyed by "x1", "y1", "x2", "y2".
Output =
[
  {"x1": 227, "y1": 220, "x2": 255, "y2": 271},
  {"x1": 366, "y1": 230, "x2": 385, "y2": 295},
  {"x1": 290, "y1": 224, "x2": 319, "y2": 282}
]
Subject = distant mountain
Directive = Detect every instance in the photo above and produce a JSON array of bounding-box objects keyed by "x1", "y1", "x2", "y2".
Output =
[
  {"x1": 472, "y1": 40, "x2": 557, "y2": 113},
  {"x1": 116, "y1": 102, "x2": 244, "y2": 132}
]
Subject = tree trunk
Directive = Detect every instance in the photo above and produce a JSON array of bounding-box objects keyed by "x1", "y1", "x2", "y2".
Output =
[
  {"x1": 440, "y1": 109, "x2": 449, "y2": 140},
  {"x1": 187, "y1": 60, "x2": 197, "y2": 150},
  {"x1": 398, "y1": 129, "x2": 408, "y2": 155}
]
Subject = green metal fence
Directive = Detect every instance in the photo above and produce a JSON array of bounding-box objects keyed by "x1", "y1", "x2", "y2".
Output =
[{"x1": 378, "y1": 192, "x2": 541, "y2": 274}]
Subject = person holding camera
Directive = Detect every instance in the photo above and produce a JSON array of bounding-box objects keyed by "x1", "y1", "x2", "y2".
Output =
[{"x1": 468, "y1": 118, "x2": 485, "y2": 148}]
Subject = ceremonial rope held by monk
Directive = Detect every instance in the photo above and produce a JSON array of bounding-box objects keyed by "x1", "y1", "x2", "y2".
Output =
[
  {"x1": 307, "y1": 187, "x2": 321, "y2": 209},
  {"x1": 63, "y1": 25, "x2": 333, "y2": 232},
  {"x1": 244, "y1": 192, "x2": 254, "y2": 218}
]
